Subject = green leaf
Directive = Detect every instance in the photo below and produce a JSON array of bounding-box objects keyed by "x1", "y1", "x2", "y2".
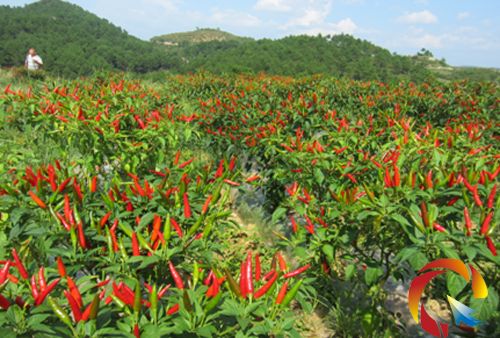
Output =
[
  {"x1": 271, "y1": 207, "x2": 287, "y2": 224},
  {"x1": 364, "y1": 267, "x2": 383, "y2": 286},
  {"x1": 313, "y1": 167, "x2": 325, "y2": 184},
  {"x1": 138, "y1": 255, "x2": 160, "y2": 270},
  {"x1": 322, "y1": 244, "x2": 334, "y2": 263},
  {"x1": 446, "y1": 271, "x2": 467, "y2": 297},
  {"x1": 396, "y1": 247, "x2": 418, "y2": 263},
  {"x1": 408, "y1": 252, "x2": 428, "y2": 270},
  {"x1": 345, "y1": 264, "x2": 356, "y2": 281},
  {"x1": 469, "y1": 287, "x2": 499, "y2": 321}
]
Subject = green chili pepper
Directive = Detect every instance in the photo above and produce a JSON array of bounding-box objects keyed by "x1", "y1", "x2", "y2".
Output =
[
  {"x1": 188, "y1": 216, "x2": 204, "y2": 237},
  {"x1": 150, "y1": 284, "x2": 158, "y2": 323},
  {"x1": 164, "y1": 214, "x2": 171, "y2": 242},
  {"x1": 203, "y1": 215, "x2": 215, "y2": 238},
  {"x1": 204, "y1": 290, "x2": 222, "y2": 313},
  {"x1": 280, "y1": 279, "x2": 303, "y2": 307},
  {"x1": 48, "y1": 296, "x2": 73, "y2": 328},
  {"x1": 89, "y1": 294, "x2": 100, "y2": 320},
  {"x1": 223, "y1": 268, "x2": 241, "y2": 298},
  {"x1": 182, "y1": 290, "x2": 192, "y2": 313},
  {"x1": 133, "y1": 281, "x2": 142, "y2": 315},
  {"x1": 192, "y1": 261, "x2": 200, "y2": 288}
]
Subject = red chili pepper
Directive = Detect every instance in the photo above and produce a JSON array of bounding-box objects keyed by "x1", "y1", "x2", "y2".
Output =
[
  {"x1": 480, "y1": 212, "x2": 493, "y2": 235},
  {"x1": 170, "y1": 218, "x2": 183, "y2": 238},
  {"x1": 100, "y1": 211, "x2": 112, "y2": 228},
  {"x1": 168, "y1": 262, "x2": 184, "y2": 289},
  {"x1": 283, "y1": 264, "x2": 311, "y2": 278},
  {"x1": 275, "y1": 281, "x2": 289, "y2": 304},
  {"x1": 433, "y1": 223, "x2": 446, "y2": 232},
  {"x1": 485, "y1": 236, "x2": 497, "y2": 256},
  {"x1": 90, "y1": 176, "x2": 98, "y2": 193},
  {"x1": 133, "y1": 179, "x2": 145, "y2": 197},
  {"x1": 151, "y1": 215, "x2": 162, "y2": 244},
  {"x1": 134, "y1": 324, "x2": 140, "y2": 338},
  {"x1": 67, "y1": 277, "x2": 83, "y2": 308},
  {"x1": 276, "y1": 252, "x2": 287, "y2": 272},
  {"x1": 472, "y1": 190, "x2": 483, "y2": 207},
  {"x1": 64, "y1": 290, "x2": 82, "y2": 322},
  {"x1": 253, "y1": 271, "x2": 278, "y2": 299},
  {"x1": 262, "y1": 269, "x2": 276, "y2": 281},
  {"x1": 214, "y1": 159, "x2": 224, "y2": 178},
  {"x1": 239, "y1": 259, "x2": 248, "y2": 298},
  {"x1": 392, "y1": 163, "x2": 400, "y2": 187},
  {"x1": 487, "y1": 184, "x2": 497, "y2": 209},
  {"x1": 158, "y1": 284, "x2": 170, "y2": 298},
  {"x1": 229, "y1": 156, "x2": 236, "y2": 171},
  {"x1": 12, "y1": 248, "x2": 29, "y2": 280},
  {"x1": 420, "y1": 202, "x2": 430, "y2": 228},
  {"x1": 0, "y1": 294, "x2": 11, "y2": 309},
  {"x1": 447, "y1": 197, "x2": 460, "y2": 206},
  {"x1": 464, "y1": 207, "x2": 472, "y2": 236},
  {"x1": 383, "y1": 167, "x2": 392, "y2": 188},
  {"x1": 64, "y1": 194, "x2": 74, "y2": 225},
  {"x1": 370, "y1": 158, "x2": 382, "y2": 168},
  {"x1": 246, "y1": 175, "x2": 260, "y2": 183},
  {"x1": 131, "y1": 232, "x2": 140, "y2": 256},
  {"x1": 0, "y1": 261, "x2": 11, "y2": 284},
  {"x1": 202, "y1": 195, "x2": 212, "y2": 215},
  {"x1": 183, "y1": 193, "x2": 192, "y2": 219},
  {"x1": 77, "y1": 222, "x2": 87, "y2": 249},
  {"x1": 173, "y1": 150, "x2": 181, "y2": 166},
  {"x1": 110, "y1": 228, "x2": 119, "y2": 252},
  {"x1": 205, "y1": 274, "x2": 220, "y2": 298},
  {"x1": 426, "y1": 170, "x2": 433, "y2": 189},
  {"x1": 167, "y1": 303, "x2": 179, "y2": 315},
  {"x1": 223, "y1": 179, "x2": 240, "y2": 186},
  {"x1": 245, "y1": 251, "x2": 253, "y2": 295},
  {"x1": 73, "y1": 178, "x2": 83, "y2": 201},
  {"x1": 255, "y1": 254, "x2": 261, "y2": 282},
  {"x1": 290, "y1": 215, "x2": 298, "y2": 233},
  {"x1": 179, "y1": 158, "x2": 194, "y2": 169},
  {"x1": 38, "y1": 267, "x2": 46, "y2": 290},
  {"x1": 7, "y1": 274, "x2": 19, "y2": 284},
  {"x1": 31, "y1": 275, "x2": 39, "y2": 299},
  {"x1": 48, "y1": 166, "x2": 57, "y2": 192},
  {"x1": 35, "y1": 278, "x2": 60, "y2": 305},
  {"x1": 112, "y1": 283, "x2": 133, "y2": 306},
  {"x1": 28, "y1": 191, "x2": 46, "y2": 209},
  {"x1": 304, "y1": 214, "x2": 315, "y2": 234}
]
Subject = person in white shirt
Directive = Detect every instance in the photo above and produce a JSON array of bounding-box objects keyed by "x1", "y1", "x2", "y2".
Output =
[{"x1": 25, "y1": 48, "x2": 43, "y2": 70}]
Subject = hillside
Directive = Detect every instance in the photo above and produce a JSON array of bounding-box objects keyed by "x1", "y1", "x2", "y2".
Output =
[
  {"x1": 0, "y1": 0, "x2": 497, "y2": 82},
  {"x1": 0, "y1": 0, "x2": 175, "y2": 76},
  {"x1": 151, "y1": 28, "x2": 251, "y2": 45},
  {"x1": 163, "y1": 34, "x2": 433, "y2": 82}
]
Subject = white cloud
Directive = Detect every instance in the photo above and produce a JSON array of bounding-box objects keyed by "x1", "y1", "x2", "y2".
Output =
[
  {"x1": 398, "y1": 10, "x2": 437, "y2": 24},
  {"x1": 457, "y1": 12, "x2": 470, "y2": 20},
  {"x1": 408, "y1": 33, "x2": 443, "y2": 48},
  {"x1": 281, "y1": 0, "x2": 332, "y2": 28},
  {"x1": 254, "y1": 0, "x2": 291, "y2": 12},
  {"x1": 144, "y1": 0, "x2": 178, "y2": 13},
  {"x1": 301, "y1": 17, "x2": 358, "y2": 35},
  {"x1": 210, "y1": 9, "x2": 262, "y2": 28}
]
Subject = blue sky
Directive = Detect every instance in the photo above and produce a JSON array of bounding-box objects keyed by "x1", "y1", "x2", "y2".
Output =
[{"x1": 1, "y1": 0, "x2": 499, "y2": 67}]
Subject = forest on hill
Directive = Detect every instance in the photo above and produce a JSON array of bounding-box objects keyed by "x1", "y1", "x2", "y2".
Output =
[
  {"x1": 1, "y1": 0, "x2": 498, "y2": 82},
  {"x1": 0, "y1": 0, "x2": 172, "y2": 77}
]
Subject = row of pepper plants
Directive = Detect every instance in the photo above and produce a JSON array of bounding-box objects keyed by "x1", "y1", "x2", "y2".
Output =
[{"x1": 0, "y1": 73, "x2": 498, "y2": 336}]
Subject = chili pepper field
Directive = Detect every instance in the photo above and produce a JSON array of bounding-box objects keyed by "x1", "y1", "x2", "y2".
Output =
[{"x1": 0, "y1": 73, "x2": 498, "y2": 337}]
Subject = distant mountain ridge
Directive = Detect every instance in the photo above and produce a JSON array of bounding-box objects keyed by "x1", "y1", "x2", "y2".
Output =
[
  {"x1": 151, "y1": 28, "x2": 252, "y2": 45},
  {"x1": 0, "y1": 0, "x2": 497, "y2": 82},
  {"x1": 0, "y1": 0, "x2": 171, "y2": 76}
]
